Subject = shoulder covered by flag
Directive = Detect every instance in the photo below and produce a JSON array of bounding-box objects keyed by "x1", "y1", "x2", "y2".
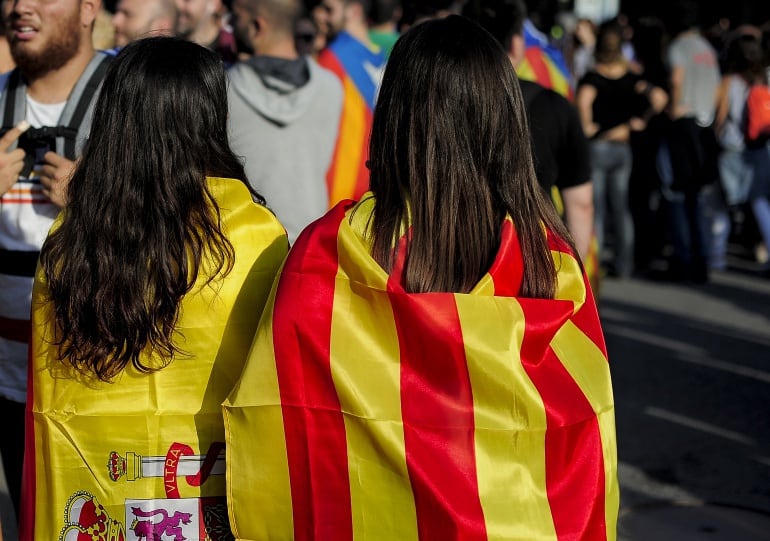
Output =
[{"x1": 225, "y1": 195, "x2": 618, "y2": 541}]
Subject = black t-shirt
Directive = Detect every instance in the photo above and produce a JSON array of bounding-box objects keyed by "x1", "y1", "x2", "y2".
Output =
[
  {"x1": 578, "y1": 71, "x2": 648, "y2": 136},
  {"x1": 520, "y1": 80, "x2": 591, "y2": 193}
]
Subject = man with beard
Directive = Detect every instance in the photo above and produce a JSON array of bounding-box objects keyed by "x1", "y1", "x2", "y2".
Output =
[
  {"x1": 175, "y1": 0, "x2": 237, "y2": 64},
  {"x1": 112, "y1": 0, "x2": 176, "y2": 47},
  {"x1": 0, "y1": 0, "x2": 111, "y2": 520},
  {"x1": 227, "y1": 0, "x2": 342, "y2": 243},
  {"x1": 315, "y1": 0, "x2": 385, "y2": 205}
]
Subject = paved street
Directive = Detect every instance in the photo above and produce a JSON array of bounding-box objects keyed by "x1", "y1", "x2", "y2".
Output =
[
  {"x1": 2, "y1": 267, "x2": 770, "y2": 540},
  {"x1": 601, "y1": 269, "x2": 770, "y2": 540}
]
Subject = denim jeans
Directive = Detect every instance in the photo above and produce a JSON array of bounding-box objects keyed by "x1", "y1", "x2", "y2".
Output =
[{"x1": 591, "y1": 140, "x2": 634, "y2": 277}]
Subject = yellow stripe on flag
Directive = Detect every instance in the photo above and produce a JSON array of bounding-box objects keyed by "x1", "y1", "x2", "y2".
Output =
[
  {"x1": 224, "y1": 281, "x2": 294, "y2": 541},
  {"x1": 331, "y1": 206, "x2": 419, "y2": 540},
  {"x1": 330, "y1": 78, "x2": 367, "y2": 205},
  {"x1": 455, "y1": 295, "x2": 558, "y2": 540}
]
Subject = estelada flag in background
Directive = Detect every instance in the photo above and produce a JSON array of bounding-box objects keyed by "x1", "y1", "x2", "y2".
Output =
[
  {"x1": 518, "y1": 19, "x2": 574, "y2": 100},
  {"x1": 224, "y1": 195, "x2": 618, "y2": 540},
  {"x1": 318, "y1": 32, "x2": 385, "y2": 207},
  {"x1": 21, "y1": 178, "x2": 288, "y2": 541}
]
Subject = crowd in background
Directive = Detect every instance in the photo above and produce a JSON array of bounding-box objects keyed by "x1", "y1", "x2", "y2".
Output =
[
  {"x1": 80, "y1": 0, "x2": 770, "y2": 283},
  {"x1": 1, "y1": 0, "x2": 770, "y2": 538}
]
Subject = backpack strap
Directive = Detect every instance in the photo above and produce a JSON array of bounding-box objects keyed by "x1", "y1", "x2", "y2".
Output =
[
  {"x1": 60, "y1": 55, "x2": 112, "y2": 160},
  {"x1": 0, "y1": 53, "x2": 112, "y2": 159},
  {"x1": 1, "y1": 68, "x2": 25, "y2": 133}
]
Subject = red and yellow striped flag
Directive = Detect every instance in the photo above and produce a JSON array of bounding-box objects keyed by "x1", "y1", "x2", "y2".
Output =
[{"x1": 224, "y1": 195, "x2": 618, "y2": 540}]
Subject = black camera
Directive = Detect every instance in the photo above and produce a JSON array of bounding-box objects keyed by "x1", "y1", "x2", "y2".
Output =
[{"x1": 17, "y1": 127, "x2": 58, "y2": 177}]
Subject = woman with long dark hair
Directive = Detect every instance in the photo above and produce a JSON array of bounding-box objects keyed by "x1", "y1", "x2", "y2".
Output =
[
  {"x1": 226, "y1": 15, "x2": 617, "y2": 540},
  {"x1": 21, "y1": 37, "x2": 288, "y2": 539}
]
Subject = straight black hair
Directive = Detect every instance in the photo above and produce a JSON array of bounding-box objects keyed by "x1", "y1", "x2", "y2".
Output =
[{"x1": 367, "y1": 15, "x2": 574, "y2": 296}]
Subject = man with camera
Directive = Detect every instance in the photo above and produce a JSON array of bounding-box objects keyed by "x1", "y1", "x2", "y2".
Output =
[{"x1": 0, "y1": 0, "x2": 111, "y2": 521}]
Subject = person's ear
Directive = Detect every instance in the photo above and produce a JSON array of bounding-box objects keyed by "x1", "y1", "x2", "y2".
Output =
[{"x1": 80, "y1": 0, "x2": 101, "y2": 27}]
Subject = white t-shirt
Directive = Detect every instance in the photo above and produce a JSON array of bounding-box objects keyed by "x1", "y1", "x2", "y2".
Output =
[{"x1": 0, "y1": 90, "x2": 66, "y2": 402}]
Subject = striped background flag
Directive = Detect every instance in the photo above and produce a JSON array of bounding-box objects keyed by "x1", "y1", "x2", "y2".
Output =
[
  {"x1": 518, "y1": 19, "x2": 574, "y2": 100},
  {"x1": 318, "y1": 32, "x2": 385, "y2": 207},
  {"x1": 224, "y1": 195, "x2": 618, "y2": 540}
]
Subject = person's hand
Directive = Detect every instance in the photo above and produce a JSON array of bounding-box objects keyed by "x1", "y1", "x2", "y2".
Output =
[
  {"x1": 629, "y1": 117, "x2": 647, "y2": 131},
  {"x1": 0, "y1": 120, "x2": 29, "y2": 196},
  {"x1": 40, "y1": 151, "x2": 75, "y2": 208}
]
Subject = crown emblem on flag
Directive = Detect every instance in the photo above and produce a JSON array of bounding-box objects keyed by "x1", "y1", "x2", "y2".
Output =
[
  {"x1": 107, "y1": 451, "x2": 125, "y2": 482},
  {"x1": 59, "y1": 491, "x2": 126, "y2": 541}
]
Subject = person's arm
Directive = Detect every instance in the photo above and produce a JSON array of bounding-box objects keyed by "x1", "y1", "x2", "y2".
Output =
[
  {"x1": 575, "y1": 82, "x2": 599, "y2": 138},
  {"x1": 713, "y1": 75, "x2": 731, "y2": 137},
  {"x1": 561, "y1": 182, "x2": 593, "y2": 260},
  {"x1": 668, "y1": 64, "x2": 685, "y2": 119}
]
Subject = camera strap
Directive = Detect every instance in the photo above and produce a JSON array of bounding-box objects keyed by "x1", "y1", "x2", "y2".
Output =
[{"x1": 0, "y1": 53, "x2": 112, "y2": 160}]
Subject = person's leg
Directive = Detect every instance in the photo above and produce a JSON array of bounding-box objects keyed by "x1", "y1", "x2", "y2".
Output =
[
  {"x1": 590, "y1": 142, "x2": 609, "y2": 264},
  {"x1": 606, "y1": 143, "x2": 635, "y2": 277},
  {"x1": 0, "y1": 396, "x2": 25, "y2": 519}
]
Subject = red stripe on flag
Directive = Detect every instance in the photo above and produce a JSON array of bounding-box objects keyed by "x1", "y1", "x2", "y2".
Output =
[
  {"x1": 387, "y1": 278, "x2": 487, "y2": 540},
  {"x1": 524, "y1": 48, "x2": 554, "y2": 91},
  {"x1": 545, "y1": 231, "x2": 607, "y2": 357},
  {"x1": 273, "y1": 202, "x2": 355, "y2": 541},
  {"x1": 519, "y1": 298, "x2": 607, "y2": 540},
  {"x1": 488, "y1": 219, "x2": 522, "y2": 296}
]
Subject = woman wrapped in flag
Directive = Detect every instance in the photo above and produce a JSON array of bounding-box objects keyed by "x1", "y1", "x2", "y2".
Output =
[
  {"x1": 225, "y1": 14, "x2": 618, "y2": 541},
  {"x1": 21, "y1": 37, "x2": 288, "y2": 540}
]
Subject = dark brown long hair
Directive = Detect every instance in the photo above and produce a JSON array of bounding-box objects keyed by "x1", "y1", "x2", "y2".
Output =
[
  {"x1": 367, "y1": 15, "x2": 574, "y2": 296},
  {"x1": 39, "y1": 37, "x2": 261, "y2": 381}
]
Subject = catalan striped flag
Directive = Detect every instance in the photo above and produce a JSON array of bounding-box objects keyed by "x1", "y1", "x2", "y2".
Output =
[
  {"x1": 518, "y1": 20, "x2": 574, "y2": 100},
  {"x1": 318, "y1": 32, "x2": 385, "y2": 207},
  {"x1": 224, "y1": 195, "x2": 618, "y2": 541}
]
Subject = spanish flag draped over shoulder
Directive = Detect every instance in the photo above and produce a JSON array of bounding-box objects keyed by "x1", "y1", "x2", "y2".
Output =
[
  {"x1": 224, "y1": 195, "x2": 618, "y2": 540},
  {"x1": 21, "y1": 177, "x2": 288, "y2": 541}
]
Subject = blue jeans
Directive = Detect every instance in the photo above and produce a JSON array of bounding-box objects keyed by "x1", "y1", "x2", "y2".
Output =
[{"x1": 591, "y1": 140, "x2": 634, "y2": 277}]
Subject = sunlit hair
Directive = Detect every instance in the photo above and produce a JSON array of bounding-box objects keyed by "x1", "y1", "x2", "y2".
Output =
[
  {"x1": 40, "y1": 37, "x2": 261, "y2": 382},
  {"x1": 367, "y1": 15, "x2": 574, "y2": 296}
]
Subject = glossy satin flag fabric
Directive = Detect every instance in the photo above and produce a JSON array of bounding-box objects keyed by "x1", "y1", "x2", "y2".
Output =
[
  {"x1": 225, "y1": 195, "x2": 618, "y2": 541},
  {"x1": 21, "y1": 177, "x2": 288, "y2": 541}
]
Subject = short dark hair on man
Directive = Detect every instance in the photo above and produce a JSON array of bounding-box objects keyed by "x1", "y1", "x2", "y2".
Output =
[{"x1": 462, "y1": 0, "x2": 526, "y2": 51}]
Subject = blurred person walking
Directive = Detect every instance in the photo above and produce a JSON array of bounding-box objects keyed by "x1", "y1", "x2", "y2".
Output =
[
  {"x1": 228, "y1": 0, "x2": 342, "y2": 243},
  {"x1": 710, "y1": 33, "x2": 762, "y2": 271},
  {"x1": 20, "y1": 37, "x2": 287, "y2": 539},
  {"x1": 224, "y1": 15, "x2": 618, "y2": 540},
  {"x1": 316, "y1": 0, "x2": 385, "y2": 205},
  {"x1": 576, "y1": 20, "x2": 667, "y2": 278},
  {"x1": 657, "y1": 0, "x2": 721, "y2": 282}
]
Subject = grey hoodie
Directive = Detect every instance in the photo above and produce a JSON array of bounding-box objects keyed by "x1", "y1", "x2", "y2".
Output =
[{"x1": 228, "y1": 56, "x2": 343, "y2": 244}]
